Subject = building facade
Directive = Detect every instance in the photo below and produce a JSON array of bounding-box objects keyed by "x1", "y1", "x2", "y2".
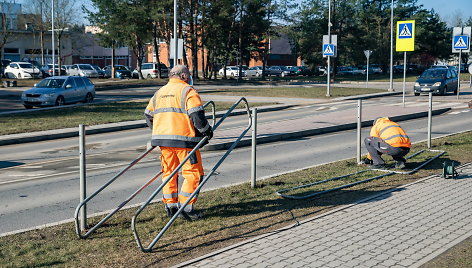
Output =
[{"x1": 1, "y1": 2, "x2": 72, "y2": 65}]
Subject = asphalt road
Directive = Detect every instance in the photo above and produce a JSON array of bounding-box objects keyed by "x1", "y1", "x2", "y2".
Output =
[{"x1": 0, "y1": 99, "x2": 471, "y2": 234}]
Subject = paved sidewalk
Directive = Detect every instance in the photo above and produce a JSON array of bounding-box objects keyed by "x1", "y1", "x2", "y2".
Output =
[{"x1": 176, "y1": 164, "x2": 472, "y2": 268}]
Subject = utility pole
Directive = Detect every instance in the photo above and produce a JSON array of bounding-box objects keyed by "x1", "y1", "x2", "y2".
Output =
[
  {"x1": 51, "y1": 0, "x2": 55, "y2": 74},
  {"x1": 173, "y1": 0, "x2": 178, "y2": 66},
  {"x1": 326, "y1": 0, "x2": 331, "y2": 97},
  {"x1": 389, "y1": 0, "x2": 394, "y2": 91}
]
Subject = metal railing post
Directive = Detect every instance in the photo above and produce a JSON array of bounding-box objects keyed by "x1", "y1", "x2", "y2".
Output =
[
  {"x1": 251, "y1": 108, "x2": 257, "y2": 188},
  {"x1": 79, "y1": 124, "x2": 87, "y2": 231},
  {"x1": 357, "y1": 99, "x2": 362, "y2": 163},
  {"x1": 427, "y1": 92, "x2": 432, "y2": 149}
]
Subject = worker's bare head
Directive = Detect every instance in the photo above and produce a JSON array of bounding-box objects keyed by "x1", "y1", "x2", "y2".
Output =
[{"x1": 169, "y1": 65, "x2": 191, "y2": 84}]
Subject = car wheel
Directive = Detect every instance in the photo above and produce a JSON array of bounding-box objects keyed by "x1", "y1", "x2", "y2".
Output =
[
  {"x1": 147, "y1": 74, "x2": 152, "y2": 79},
  {"x1": 17, "y1": 73, "x2": 21, "y2": 79},
  {"x1": 23, "y1": 104, "x2": 33, "y2": 109},
  {"x1": 281, "y1": 72, "x2": 285, "y2": 77},
  {"x1": 256, "y1": 72, "x2": 261, "y2": 77},
  {"x1": 55, "y1": 96, "x2": 65, "y2": 106},
  {"x1": 84, "y1": 93, "x2": 94, "y2": 103},
  {"x1": 453, "y1": 87, "x2": 458, "y2": 95},
  {"x1": 414, "y1": 93, "x2": 420, "y2": 96},
  {"x1": 441, "y1": 86, "x2": 447, "y2": 95}
]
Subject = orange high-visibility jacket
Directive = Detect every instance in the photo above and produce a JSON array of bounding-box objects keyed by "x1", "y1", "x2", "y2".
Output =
[
  {"x1": 370, "y1": 117, "x2": 411, "y2": 148},
  {"x1": 144, "y1": 78, "x2": 211, "y2": 148}
]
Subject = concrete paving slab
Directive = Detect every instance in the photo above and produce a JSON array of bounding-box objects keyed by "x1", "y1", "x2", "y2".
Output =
[{"x1": 175, "y1": 164, "x2": 472, "y2": 268}]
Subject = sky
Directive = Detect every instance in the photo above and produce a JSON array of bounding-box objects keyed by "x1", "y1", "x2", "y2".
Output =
[
  {"x1": 15, "y1": 0, "x2": 472, "y2": 26},
  {"x1": 417, "y1": 0, "x2": 472, "y2": 25}
]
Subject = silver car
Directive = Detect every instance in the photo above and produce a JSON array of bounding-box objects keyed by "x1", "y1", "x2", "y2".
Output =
[
  {"x1": 21, "y1": 76, "x2": 95, "y2": 109},
  {"x1": 68, "y1": 64, "x2": 99, "y2": 78}
]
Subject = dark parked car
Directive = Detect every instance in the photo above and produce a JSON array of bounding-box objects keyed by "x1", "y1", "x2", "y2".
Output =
[
  {"x1": 21, "y1": 76, "x2": 95, "y2": 109},
  {"x1": 90, "y1": 64, "x2": 105, "y2": 78},
  {"x1": 413, "y1": 68, "x2": 458, "y2": 96},
  {"x1": 103, "y1": 65, "x2": 132, "y2": 79},
  {"x1": 290, "y1": 66, "x2": 314, "y2": 76},
  {"x1": 40, "y1": 64, "x2": 67, "y2": 77}
]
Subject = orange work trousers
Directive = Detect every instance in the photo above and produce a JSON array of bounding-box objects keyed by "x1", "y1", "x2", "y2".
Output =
[{"x1": 160, "y1": 146, "x2": 204, "y2": 210}]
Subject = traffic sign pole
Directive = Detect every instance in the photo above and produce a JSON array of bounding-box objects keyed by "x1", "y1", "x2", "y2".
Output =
[
  {"x1": 326, "y1": 0, "x2": 331, "y2": 97},
  {"x1": 366, "y1": 55, "x2": 369, "y2": 88},
  {"x1": 457, "y1": 50, "x2": 461, "y2": 99},
  {"x1": 402, "y1": 52, "x2": 406, "y2": 108}
]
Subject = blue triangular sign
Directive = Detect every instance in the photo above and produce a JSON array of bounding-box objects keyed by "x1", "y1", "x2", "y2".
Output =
[{"x1": 399, "y1": 24, "x2": 412, "y2": 37}]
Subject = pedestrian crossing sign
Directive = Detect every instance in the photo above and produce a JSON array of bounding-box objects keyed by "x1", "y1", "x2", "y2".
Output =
[
  {"x1": 396, "y1": 20, "x2": 415, "y2": 51},
  {"x1": 453, "y1": 35, "x2": 469, "y2": 50},
  {"x1": 323, "y1": 44, "x2": 335, "y2": 56}
]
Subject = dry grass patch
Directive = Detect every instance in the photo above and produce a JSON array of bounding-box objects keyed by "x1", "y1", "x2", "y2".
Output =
[
  {"x1": 0, "y1": 101, "x2": 274, "y2": 135},
  {"x1": 203, "y1": 86, "x2": 384, "y2": 99}
]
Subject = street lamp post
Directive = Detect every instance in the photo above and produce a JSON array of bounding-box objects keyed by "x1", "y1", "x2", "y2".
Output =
[
  {"x1": 389, "y1": 0, "x2": 394, "y2": 91},
  {"x1": 51, "y1": 0, "x2": 55, "y2": 74},
  {"x1": 326, "y1": 0, "x2": 331, "y2": 97},
  {"x1": 173, "y1": 0, "x2": 178, "y2": 67}
]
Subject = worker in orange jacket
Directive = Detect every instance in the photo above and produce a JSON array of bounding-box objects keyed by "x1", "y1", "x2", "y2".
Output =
[
  {"x1": 144, "y1": 65, "x2": 212, "y2": 221},
  {"x1": 364, "y1": 117, "x2": 411, "y2": 169}
]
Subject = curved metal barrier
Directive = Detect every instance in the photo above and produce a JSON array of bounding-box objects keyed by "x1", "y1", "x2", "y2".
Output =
[
  {"x1": 276, "y1": 170, "x2": 395, "y2": 200},
  {"x1": 74, "y1": 101, "x2": 216, "y2": 239},
  {"x1": 276, "y1": 149, "x2": 446, "y2": 200},
  {"x1": 131, "y1": 97, "x2": 251, "y2": 252}
]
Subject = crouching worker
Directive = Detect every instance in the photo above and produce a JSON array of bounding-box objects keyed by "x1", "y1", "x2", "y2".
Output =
[
  {"x1": 363, "y1": 117, "x2": 411, "y2": 169},
  {"x1": 144, "y1": 65, "x2": 213, "y2": 221}
]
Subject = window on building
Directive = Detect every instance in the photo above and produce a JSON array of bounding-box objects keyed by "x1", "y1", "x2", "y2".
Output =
[
  {"x1": 4, "y1": 48, "x2": 19, "y2": 54},
  {"x1": 25, "y1": 49, "x2": 41, "y2": 55}
]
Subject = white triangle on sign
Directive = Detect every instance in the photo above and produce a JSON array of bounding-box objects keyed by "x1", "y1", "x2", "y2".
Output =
[
  {"x1": 399, "y1": 25, "x2": 412, "y2": 37},
  {"x1": 454, "y1": 36, "x2": 467, "y2": 48},
  {"x1": 324, "y1": 45, "x2": 333, "y2": 54}
]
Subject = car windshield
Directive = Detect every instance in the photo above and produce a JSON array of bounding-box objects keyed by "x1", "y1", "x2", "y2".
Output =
[
  {"x1": 420, "y1": 69, "x2": 446, "y2": 79},
  {"x1": 79, "y1": 65, "x2": 94, "y2": 70},
  {"x1": 229, "y1": 67, "x2": 239, "y2": 70},
  {"x1": 19, "y1": 63, "x2": 33, "y2": 68},
  {"x1": 115, "y1": 66, "x2": 127, "y2": 71},
  {"x1": 36, "y1": 78, "x2": 66, "y2": 88}
]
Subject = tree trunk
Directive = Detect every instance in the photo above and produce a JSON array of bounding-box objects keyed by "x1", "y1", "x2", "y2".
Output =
[
  {"x1": 111, "y1": 43, "x2": 115, "y2": 79},
  {"x1": 152, "y1": 22, "x2": 162, "y2": 79},
  {"x1": 40, "y1": 31, "x2": 45, "y2": 65}
]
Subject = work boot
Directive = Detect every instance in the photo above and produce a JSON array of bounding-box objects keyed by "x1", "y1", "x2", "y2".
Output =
[
  {"x1": 179, "y1": 210, "x2": 204, "y2": 221},
  {"x1": 362, "y1": 158, "x2": 373, "y2": 165},
  {"x1": 370, "y1": 164, "x2": 386, "y2": 169},
  {"x1": 165, "y1": 206, "x2": 179, "y2": 217},
  {"x1": 395, "y1": 161, "x2": 406, "y2": 169}
]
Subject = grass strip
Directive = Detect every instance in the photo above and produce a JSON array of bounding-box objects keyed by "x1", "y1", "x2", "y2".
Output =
[
  {"x1": 0, "y1": 101, "x2": 274, "y2": 136},
  {"x1": 203, "y1": 86, "x2": 384, "y2": 98},
  {"x1": 1, "y1": 131, "x2": 471, "y2": 267}
]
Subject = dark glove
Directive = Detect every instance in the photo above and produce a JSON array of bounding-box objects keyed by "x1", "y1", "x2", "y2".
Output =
[{"x1": 204, "y1": 129, "x2": 213, "y2": 140}]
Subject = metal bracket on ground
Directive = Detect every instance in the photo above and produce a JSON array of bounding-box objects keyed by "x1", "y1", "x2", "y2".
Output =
[{"x1": 371, "y1": 149, "x2": 445, "y2": 175}]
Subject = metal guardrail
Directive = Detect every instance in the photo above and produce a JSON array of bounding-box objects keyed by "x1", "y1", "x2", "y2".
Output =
[
  {"x1": 276, "y1": 170, "x2": 395, "y2": 200},
  {"x1": 74, "y1": 101, "x2": 216, "y2": 239},
  {"x1": 131, "y1": 97, "x2": 251, "y2": 252},
  {"x1": 276, "y1": 149, "x2": 446, "y2": 200}
]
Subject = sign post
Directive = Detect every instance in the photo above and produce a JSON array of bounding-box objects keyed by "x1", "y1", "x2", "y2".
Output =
[
  {"x1": 364, "y1": 50, "x2": 372, "y2": 88},
  {"x1": 452, "y1": 27, "x2": 471, "y2": 99},
  {"x1": 396, "y1": 20, "x2": 415, "y2": 108},
  {"x1": 323, "y1": 35, "x2": 337, "y2": 97}
]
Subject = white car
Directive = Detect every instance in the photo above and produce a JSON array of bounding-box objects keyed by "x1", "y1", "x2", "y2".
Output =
[
  {"x1": 4, "y1": 62, "x2": 42, "y2": 79},
  {"x1": 218, "y1": 66, "x2": 246, "y2": 78},
  {"x1": 68, "y1": 64, "x2": 99, "y2": 78}
]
